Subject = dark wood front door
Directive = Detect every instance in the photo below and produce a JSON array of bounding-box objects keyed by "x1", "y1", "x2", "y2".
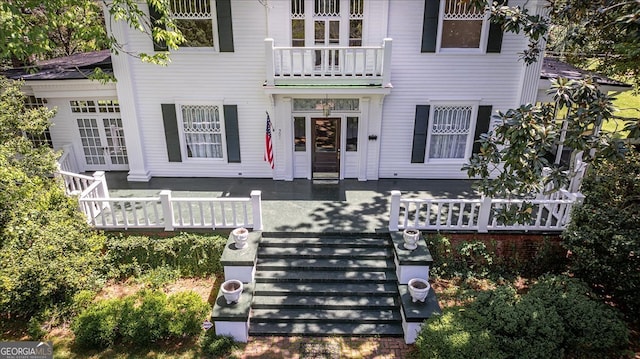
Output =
[{"x1": 312, "y1": 118, "x2": 340, "y2": 178}]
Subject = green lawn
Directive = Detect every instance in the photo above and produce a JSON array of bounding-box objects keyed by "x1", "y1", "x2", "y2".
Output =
[{"x1": 605, "y1": 89, "x2": 640, "y2": 135}]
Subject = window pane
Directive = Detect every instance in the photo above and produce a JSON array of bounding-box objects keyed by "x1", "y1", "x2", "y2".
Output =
[
  {"x1": 176, "y1": 19, "x2": 214, "y2": 47},
  {"x1": 294, "y1": 117, "x2": 306, "y2": 151},
  {"x1": 349, "y1": 20, "x2": 362, "y2": 46},
  {"x1": 346, "y1": 117, "x2": 358, "y2": 151},
  {"x1": 292, "y1": 19, "x2": 305, "y2": 47},
  {"x1": 441, "y1": 20, "x2": 482, "y2": 48},
  {"x1": 329, "y1": 21, "x2": 340, "y2": 44},
  {"x1": 429, "y1": 106, "x2": 472, "y2": 159},
  {"x1": 181, "y1": 105, "x2": 223, "y2": 158},
  {"x1": 315, "y1": 21, "x2": 325, "y2": 44}
]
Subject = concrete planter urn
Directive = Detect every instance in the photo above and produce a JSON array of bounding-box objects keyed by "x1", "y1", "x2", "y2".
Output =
[
  {"x1": 221, "y1": 279, "x2": 244, "y2": 304},
  {"x1": 408, "y1": 278, "x2": 430, "y2": 303},
  {"x1": 232, "y1": 227, "x2": 249, "y2": 249},
  {"x1": 402, "y1": 228, "x2": 420, "y2": 250}
]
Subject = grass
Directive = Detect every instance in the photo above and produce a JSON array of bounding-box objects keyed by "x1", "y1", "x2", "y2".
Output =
[{"x1": 605, "y1": 90, "x2": 640, "y2": 135}]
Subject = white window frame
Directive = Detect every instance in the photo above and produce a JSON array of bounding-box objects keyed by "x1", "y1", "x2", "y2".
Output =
[
  {"x1": 176, "y1": 102, "x2": 227, "y2": 161},
  {"x1": 170, "y1": 0, "x2": 219, "y2": 52},
  {"x1": 436, "y1": 0, "x2": 490, "y2": 54},
  {"x1": 425, "y1": 103, "x2": 478, "y2": 162}
]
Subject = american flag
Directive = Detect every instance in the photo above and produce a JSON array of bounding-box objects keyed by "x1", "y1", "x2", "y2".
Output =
[{"x1": 264, "y1": 112, "x2": 274, "y2": 169}]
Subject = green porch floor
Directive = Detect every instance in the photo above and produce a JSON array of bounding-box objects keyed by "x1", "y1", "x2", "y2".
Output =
[{"x1": 103, "y1": 172, "x2": 480, "y2": 233}]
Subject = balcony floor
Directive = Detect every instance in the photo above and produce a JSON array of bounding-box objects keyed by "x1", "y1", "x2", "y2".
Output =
[{"x1": 104, "y1": 172, "x2": 480, "y2": 233}]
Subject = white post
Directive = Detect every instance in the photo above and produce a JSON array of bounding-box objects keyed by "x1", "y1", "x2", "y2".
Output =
[
  {"x1": 477, "y1": 196, "x2": 493, "y2": 233},
  {"x1": 389, "y1": 190, "x2": 401, "y2": 231},
  {"x1": 251, "y1": 190, "x2": 263, "y2": 231},
  {"x1": 265, "y1": 38, "x2": 275, "y2": 86},
  {"x1": 92, "y1": 171, "x2": 110, "y2": 211},
  {"x1": 160, "y1": 190, "x2": 174, "y2": 231},
  {"x1": 381, "y1": 38, "x2": 392, "y2": 87}
]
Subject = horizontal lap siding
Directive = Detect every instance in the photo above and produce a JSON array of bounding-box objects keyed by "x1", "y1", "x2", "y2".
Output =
[
  {"x1": 123, "y1": 2, "x2": 271, "y2": 178},
  {"x1": 378, "y1": 0, "x2": 529, "y2": 179}
]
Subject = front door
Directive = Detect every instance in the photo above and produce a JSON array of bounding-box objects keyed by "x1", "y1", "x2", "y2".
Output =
[{"x1": 312, "y1": 118, "x2": 340, "y2": 179}]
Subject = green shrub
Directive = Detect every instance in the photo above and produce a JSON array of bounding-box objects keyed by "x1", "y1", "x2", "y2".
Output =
[
  {"x1": 562, "y1": 149, "x2": 640, "y2": 321},
  {"x1": 200, "y1": 331, "x2": 237, "y2": 358},
  {"x1": 415, "y1": 309, "x2": 504, "y2": 359},
  {"x1": 167, "y1": 291, "x2": 210, "y2": 337},
  {"x1": 72, "y1": 290, "x2": 210, "y2": 348},
  {"x1": 136, "y1": 266, "x2": 180, "y2": 289},
  {"x1": 527, "y1": 275, "x2": 630, "y2": 358},
  {"x1": 105, "y1": 232, "x2": 226, "y2": 279},
  {"x1": 72, "y1": 298, "x2": 124, "y2": 349}
]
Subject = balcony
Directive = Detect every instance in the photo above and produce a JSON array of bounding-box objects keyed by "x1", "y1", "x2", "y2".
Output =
[{"x1": 264, "y1": 38, "x2": 392, "y2": 87}]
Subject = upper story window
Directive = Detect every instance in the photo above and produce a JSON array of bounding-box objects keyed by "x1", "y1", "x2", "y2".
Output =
[
  {"x1": 170, "y1": 0, "x2": 216, "y2": 48},
  {"x1": 179, "y1": 104, "x2": 224, "y2": 159},
  {"x1": 290, "y1": 0, "x2": 365, "y2": 47},
  {"x1": 440, "y1": 0, "x2": 486, "y2": 50}
]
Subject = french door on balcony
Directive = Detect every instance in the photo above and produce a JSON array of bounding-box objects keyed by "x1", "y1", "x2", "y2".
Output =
[
  {"x1": 314, "y1": 19, "x2": 340, "y2": 69},
  {"x1": 76, "y1": 117, "x2": 129, "y2": 171},
  {"x1": 312, "y1": 118, "x2": 341, "y2": 179}
]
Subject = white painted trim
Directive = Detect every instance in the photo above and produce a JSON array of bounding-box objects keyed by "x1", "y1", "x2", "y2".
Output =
[
  {"x1": 29, "y1": 80, "x2": 117, "y2": 99},
  {"x1": 214, "y1": 321, "x2": 249, "y2": 343}
]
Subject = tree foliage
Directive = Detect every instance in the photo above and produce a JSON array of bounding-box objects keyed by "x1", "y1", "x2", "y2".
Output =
[
  {"x1": 0, "y1": 77, "x2": 106, "y2": 318},
  {"x1": 548, "y1": 0, "x2": 640, "y2": 88},
  {"x1": 0, "y1": 0, "x2": 184, "y2": 67}
]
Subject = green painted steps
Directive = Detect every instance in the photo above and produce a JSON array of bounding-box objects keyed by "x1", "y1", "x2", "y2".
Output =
[{"x1": 250, "y1": 234, "x2": 403, "y2": 337}]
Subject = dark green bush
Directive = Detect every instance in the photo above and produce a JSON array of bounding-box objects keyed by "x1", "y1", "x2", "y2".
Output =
[
  {"x1": 72, "y1": 299, "x2": 124, "y2": 349},
  {"x1": 200, "y1": 331, "x2": 237, "y2": 358},
  {"x1": 527, "y1": 275, "x2": 629, "y2": 358},
  {"x1": 72, "y1": 290, "x2": 210, "y2": 348},
  {"x1": 562, "y1": 149, "x2": 640, "y2": 321},
  {"x1": 105, "y1": 232, "x2": 226, "y2": 279}
]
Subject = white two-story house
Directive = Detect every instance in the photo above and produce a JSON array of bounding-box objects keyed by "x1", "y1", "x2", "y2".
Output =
[{"x1": 5, "y1": 0, "x2": 629, "y2": 182}]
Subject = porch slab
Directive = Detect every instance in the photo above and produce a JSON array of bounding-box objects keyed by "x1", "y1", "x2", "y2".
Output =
[{"x1": 103, "y1": 173, "x2": 479, "y2": 233}]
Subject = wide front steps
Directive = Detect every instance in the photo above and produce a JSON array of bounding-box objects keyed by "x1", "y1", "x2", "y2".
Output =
[{"x1": 249, "y1": 233, "x2": 403, "y2": 337}]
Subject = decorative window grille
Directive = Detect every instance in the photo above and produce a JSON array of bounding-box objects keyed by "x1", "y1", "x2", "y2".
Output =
[
  {"x1": 291, "y1": 0, "x2": 304, "y2": 18},
  {"x1": 293, "y1": 99, "x2": 359, "y2": 112},
  {"x1": 443, "y1": 0, "x2": 485, "y2": 20},
  {"x1": 180, "y1": 105, "x2": 223, "y2": 159},
  {"x1": 350, "y1": 0, "x2": 364, "y2": 18},
  {"x1": 440, "y1": 0, "x2": 486, "y2": 49},
  {"x1": 170, "y1": 0, "x2": 214, "y2": 47},
  {"x1": 170, "y1": 0, "x2": 211, "y2": 18},
  {"x1": 315, "y1": 0, "x2": 340, "y2": 16},
  {"x1": 429, "y1": 106, "x2": 472, "y2": 159}
]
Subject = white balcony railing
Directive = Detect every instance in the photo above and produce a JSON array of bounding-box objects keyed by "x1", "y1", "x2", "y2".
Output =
[{"x1": 265, "y1": 38, "x2": 392, "y2": 86}]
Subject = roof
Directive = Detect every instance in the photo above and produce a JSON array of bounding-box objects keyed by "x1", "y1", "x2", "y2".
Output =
[
  {"x1": 541, "y1": 57, "x2": 631, "y2": 89},
  {"x1": 1, "y1": 50, "x2": 113, "y2": 81}
]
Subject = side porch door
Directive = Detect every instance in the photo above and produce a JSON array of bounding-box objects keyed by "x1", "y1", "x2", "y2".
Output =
[
  {"x1": 312, "y1": 118, "x2": 340, "y2": 179},
  {"x1": 76, "y1": 117, "x2": 129, "y2": 171}
]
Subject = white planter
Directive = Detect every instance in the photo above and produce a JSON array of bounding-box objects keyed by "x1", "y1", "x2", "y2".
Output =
[
  {"x1": 221, "y1": 279, "x2": 244, "y2": 305},
  {"x1": 232, "y1": 227, "x2": 249, "y2": 249},
  {"x1": 403, "y1": 228, "x2": 420, "y2": 250},
  {"x1": 408, "y1": 278, "x2": 430, "y2": 303}
]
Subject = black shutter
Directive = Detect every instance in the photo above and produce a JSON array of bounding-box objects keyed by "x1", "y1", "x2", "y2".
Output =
[
  {"x1": 473, "y1": 105, "x2": 493, "y2": 154},
  {"x1": 224, "y1": 105, "x2": 241, "y2": 163},
  {"x1": 421, "y1": 0, "x2": 440, "y2": 53},
  {"x1": 148, "y1": 2, "x2": 167, "y2": 51},
  {"x1": 161, "y1": 104, "x2": 182, "y2": 162},
  {"x1": 411, "y1": 105, "x2": 431, "y2": 163},
  {"x1": 216, "y1": 0, "x2": 235, "y2": 52},
  {"x1": 486, "y1": 0, "x2": 507, "y2": 53}
]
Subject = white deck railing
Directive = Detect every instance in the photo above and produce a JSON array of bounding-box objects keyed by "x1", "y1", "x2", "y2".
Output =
[
  {"x1": 57, "y1": 144, "x2": 79, "y2": 173},
  {"x1": 58, "y1": 170, "x2": 263, "y2": 231},
  {"x1": 265, "y1": 38, "x2": 392, "y2": 86},
  {"x1": 389, "y1": 189, "x2": 584, "y2": 233}
]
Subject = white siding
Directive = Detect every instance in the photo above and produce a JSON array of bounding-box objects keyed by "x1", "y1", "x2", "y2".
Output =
[{"x1": 376, "y1": 0, "x2": 532, "y2": 179}]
